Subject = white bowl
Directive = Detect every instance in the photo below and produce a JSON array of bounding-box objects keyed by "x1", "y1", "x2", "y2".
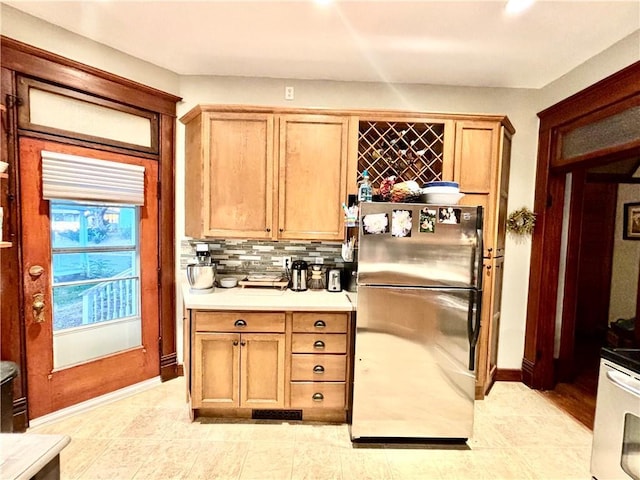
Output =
[
  {"x1": 0, "y1": 161, "x2": 8, "y2": 173},
  {"x1": 421, "y1": 192, "x2": 465, "y2": 205},
  {"x1": 422, "y1": 181, "x2": 459, "y2": 194},
  {"x1": 219, "y1": 277, "x2": 238, "y2": 288}
]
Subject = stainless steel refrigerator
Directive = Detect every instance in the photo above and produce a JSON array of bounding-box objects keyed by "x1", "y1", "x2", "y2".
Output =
[{"x1": 350, "y1": 202, "x2": 483, "y2": 441}]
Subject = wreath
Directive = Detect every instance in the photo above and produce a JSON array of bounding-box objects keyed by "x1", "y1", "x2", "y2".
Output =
[{"x1": 507, "y1": 207, "x2": 536, "y2": 235}]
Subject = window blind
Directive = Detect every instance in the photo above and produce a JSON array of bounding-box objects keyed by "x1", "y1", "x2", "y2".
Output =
[{"x1": 41, "y1": 150, "x2": 145, "y2": 205}]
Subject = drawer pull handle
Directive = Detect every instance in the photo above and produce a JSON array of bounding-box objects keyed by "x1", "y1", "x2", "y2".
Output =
[
  {"x1": 313, "y1": 365, "x2": 325, "y2": 374},
  {"x1": 313, "y1": 340, "x2": 325, "y2": 349},
  {"x1": 234, "y1": 319, "x2": 247, "y2": 327},
  {"x1": 312, "y1": 393, "x2": 324, "y2": 401},
  {"x1": 314, "y1": 320, "x2": 326, "y2": 328}
]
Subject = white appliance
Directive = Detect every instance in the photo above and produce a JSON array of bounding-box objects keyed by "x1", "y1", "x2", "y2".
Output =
[{"x1": 591, "y1": 348, "x2": 640, "y2": 480}]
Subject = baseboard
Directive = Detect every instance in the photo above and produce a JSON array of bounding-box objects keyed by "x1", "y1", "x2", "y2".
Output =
[
  {"x1": 177, "y1": 363, "x2": 184, "y2": 377},
  {"x1": 29, "y1": 376, "x2": 162, "y2": 428},
  {"x1": 495, "y1": 369, "x2": 522, "y2": 382}
]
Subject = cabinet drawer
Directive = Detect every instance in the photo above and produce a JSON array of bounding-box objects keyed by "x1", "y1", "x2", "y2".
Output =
[
  {"x1": 291, "y1": 354, "x2": 346, "y2": 381},
  {"x1": 292, "y1": 313, "x2": 348, "y2": 333},
  {"x1": 291, "y1": 333, "x2": 346, "y2": 354},
  {"x1": 194, "y1": 311, "x2": 285, "y2": 332},
  {"x1": 290, "y1": 382, "x2": 346, "y2": 409}
]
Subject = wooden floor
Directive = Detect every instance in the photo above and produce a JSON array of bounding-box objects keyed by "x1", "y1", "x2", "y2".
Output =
[{"x1": 539, "y1": 336, "x2": 601, "y2": 430}]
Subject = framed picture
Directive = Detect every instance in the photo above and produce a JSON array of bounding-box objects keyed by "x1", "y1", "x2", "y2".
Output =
[{"x1": 623, "y1": 202, "x2": 640, "y2": 240}]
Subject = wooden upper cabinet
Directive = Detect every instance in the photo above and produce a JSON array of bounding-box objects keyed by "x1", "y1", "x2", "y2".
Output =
[
  {"x1": 278, "y1": 115, "x2": 349, "y2": 241},
  {"x1": 184, "y1": 111, "x2": 274, "y2": 239},
  {"x1": 182, "y1": 107, "x2": 350, "y2": 241},
  {"x1": 453, "y1": 120, "x2": 499, "y2": 194},
  {"x1": 454, "y1": 119, "x2": 513, "y2": 258}
]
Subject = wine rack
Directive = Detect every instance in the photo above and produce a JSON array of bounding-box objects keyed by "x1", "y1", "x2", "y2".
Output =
[{"x1": 357, "y1": 120, "x2": 445, "y2": 188}]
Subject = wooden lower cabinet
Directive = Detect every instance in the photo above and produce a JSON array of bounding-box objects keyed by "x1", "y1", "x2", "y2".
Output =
[
  {"x1": 192, "y1": 332, "x2": 285, "y2": 409},
  {"x1": 188, "y1": 309, "x2": 352, "y2": 422}
]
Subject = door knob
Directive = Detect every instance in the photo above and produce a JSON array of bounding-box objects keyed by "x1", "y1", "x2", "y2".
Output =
[
  {"x1": 32, "y1": 293, "x2": 45, "y2": 323},
  {"x1": 29, "y1": 265, "x2": 45, "y2": 278}
]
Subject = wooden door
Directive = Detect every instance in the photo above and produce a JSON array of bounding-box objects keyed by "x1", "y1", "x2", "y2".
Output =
[
  {"x1": 185, "y1": 112, "x2": 275, "y2": 239},
  {"x1": 193, "y1": 332, "x2": 240, "y2": 408},
  {"x1": 20, "y1": 138, "x2": 159, "y2": 419},
  {"x1": 278, "y1": 115, "x2": 348, "y2": 241},
  {"x1": 240, "y1": 333, "x2": 286, "y2": 408}
]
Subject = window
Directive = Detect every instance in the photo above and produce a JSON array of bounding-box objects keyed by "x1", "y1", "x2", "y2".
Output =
[{"x1": 51, "y1": 200, "x2": 141, "y2": 367}]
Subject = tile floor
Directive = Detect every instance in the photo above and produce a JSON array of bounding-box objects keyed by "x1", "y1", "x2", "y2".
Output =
[{"x1": 27, "y1": 378, "x2": 594, "y2": 479}]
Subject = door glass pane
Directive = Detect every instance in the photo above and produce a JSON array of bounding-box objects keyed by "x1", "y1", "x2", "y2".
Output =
[
  {"x1": 50, "y1": 200, "x2": 141, "y2": 369},
  {"x1": 51, "y1": 204, "x2": 136, "y2": 248},
  {"x1": 53, "y1": 251, "x2": 137, "y2": 283}
]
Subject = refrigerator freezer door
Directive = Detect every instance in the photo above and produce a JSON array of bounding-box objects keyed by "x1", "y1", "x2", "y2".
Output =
[
  {"x1": 358, "y1": 202, "x2": 482, "y2": 288},
  {"x1": 351, "y1": 285, "x2": 476, "y2": 440}
]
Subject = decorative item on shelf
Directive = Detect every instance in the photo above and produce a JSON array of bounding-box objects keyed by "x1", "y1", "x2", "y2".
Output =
[
  {"x1": 506, "y1": 207, "x2": 536, "y2": 235},
  {"x1": 378, "y1": 176, "x2": 396, "y2": 201},
  {"x1": 389, "y1": 180, "x2": 421, "y2": 202},
  {"x1": 0, "y1": 161, "x2": 8, "y2": 173},
  {"x1": 342, "y1": 203, "x2": 359, "y2": 227}
]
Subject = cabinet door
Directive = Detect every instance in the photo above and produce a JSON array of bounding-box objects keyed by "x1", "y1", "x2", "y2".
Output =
[
  {"x1": 453, "y1": 120, "x2": 499, "y2": 194},
  {"x1": 240, "y1": 333, "x2": 286, "y2": 408},
  {"x1": 495, "y1": 132, "x2": 512, "y2": 257},
  {"x1": 475, "y1": 256, "x2": 504, "y2": 398},
  {"x1": 201, "y1": 112, "x2": 275, "y2": 239},
  {"x1": 277, "y1": 115, "x2": 349, "y2": 241},
  {"x1": 454, "y1": 120, "x2": 506, "y2": 258},
  {"x1": 193, "y1": 332, "x2": 240, "y2": 408}
]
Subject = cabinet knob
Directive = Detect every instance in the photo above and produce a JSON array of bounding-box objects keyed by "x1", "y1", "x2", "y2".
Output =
[
  {"x1": 266, "y1": 228, "x2": 271, "y2": 232},
  {"x1": 279, "y1": 228, "x2": 284, "y2": 232},
  {"x1": 240, "y1": 341, "x2": 246, "y2": 346},
  {"x1": 312, "y1": 393, "x2": 324, "y2": 402},
  {"x1": 234, "y1": 319, "x2": 247, "y2": 327},
  {"x1": 313, "y1": 365, "x2": 325, "y2": 374},
  {"x1": 233, "y1": 340, "x2": 239, "y2": 346},
  {"x1": 313, "y1": 340, "x2": 325, "y2": 349},
  {"x1": 314, "y1": 320, "x2": 326, "y2": 328}
]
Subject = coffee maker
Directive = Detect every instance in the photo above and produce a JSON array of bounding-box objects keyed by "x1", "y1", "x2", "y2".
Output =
[
  {"x1": 326, "y1": 268, "x2": 342, "y2": 292},
  {"x1": 289, "y1": 260, "x2": 308, "y2": 291}
]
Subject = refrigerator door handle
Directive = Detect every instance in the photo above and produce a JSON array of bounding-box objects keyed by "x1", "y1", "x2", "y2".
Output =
[
  {"x1": 467, "y1": 290, "x2": 482, "y2": 371},
  {"x1": 475, "y1": 206, "x2": 484, "y2": 291}
]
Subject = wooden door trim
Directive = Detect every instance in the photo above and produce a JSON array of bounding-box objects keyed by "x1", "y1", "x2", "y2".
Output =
[
  {"x1": 0, "y1": 36, "x2": 180, "y2": 114},
  {"x1": 523, "y1": 61, "x2": 640, "y2": 390},
  {"x1": 555, "y1": 169, "x2": 585, "y2": 382},
  {"x1": 1, "y1": 37, "x2": 179, "y2": 429}
]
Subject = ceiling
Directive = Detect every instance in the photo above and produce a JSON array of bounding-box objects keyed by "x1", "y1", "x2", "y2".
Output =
[{"x1": 4, "y1": 1, "x2": 639, "y2": 89}]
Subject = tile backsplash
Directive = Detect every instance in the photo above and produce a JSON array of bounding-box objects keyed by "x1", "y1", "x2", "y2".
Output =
[{"x1": 180, "y1": 239, "x2": 345, "y2": 275}]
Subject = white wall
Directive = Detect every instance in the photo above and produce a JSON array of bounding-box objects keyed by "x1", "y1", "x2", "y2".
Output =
[
  {"x1": 3, "y1": 5, "x2": 638, "y2": 371},
  {"x1": 609, "y1": 184, "x2": 640, "y2": 324},
  {"x1": 0, "y1": 4, "x2": 180, "y2": 95}
]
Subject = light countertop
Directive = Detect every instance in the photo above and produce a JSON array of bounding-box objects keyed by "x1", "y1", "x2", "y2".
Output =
[
  {"x1": 182, "y1": 282, "x2": 356, "y2": 312},
  {"x1": 0, "y1": 433, "x2": 70, "y2": 480}
]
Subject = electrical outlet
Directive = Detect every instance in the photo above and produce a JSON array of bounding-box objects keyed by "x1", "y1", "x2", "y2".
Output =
[
  {"x1": 285, "y1": 86, "x2": 294, "y2": 100},
  {"x1": 282, "y1": 256, "x2": 292, "y2": 269},
  {"x1": 314, "y1": 257, "x2": 324, "y2": 265}
]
